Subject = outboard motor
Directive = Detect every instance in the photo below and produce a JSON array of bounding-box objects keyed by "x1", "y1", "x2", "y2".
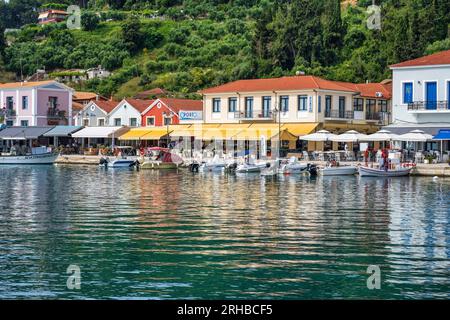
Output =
[
  {"x1": 307, "y1": 164, "x2": 318, "y2": 177},
  {"x1": 266, "y1": 162, "x2": 271, "y2": 168},
  {"x1": 99, "y1": 157, "x2": 109, "y2": 167},
  {"x1": 226, "y1": 162, "x2": 238, "y2": 173},
  {"x1": 189, "y1": 162, "x2": 200, "y2": 173}
]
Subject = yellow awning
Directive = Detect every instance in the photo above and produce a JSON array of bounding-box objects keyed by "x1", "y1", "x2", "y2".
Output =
[
  {"x1": 282, "y1": 123, "x2": 319, "y2": 136},
  {"x1": 141, "y1": 128, "x2": 171, "y2": 140},
  {"x1": 232, "y1": 127, "x2": 296, "y2": 141},
  {"x1": 169, "y1": 125, "x2": 194, "y2": 137},
  {"x1": 118, "y1": 128, "x2": 153, "y2": 140}
]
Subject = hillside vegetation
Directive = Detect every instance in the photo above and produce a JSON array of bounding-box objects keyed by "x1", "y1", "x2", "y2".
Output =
[{"x1": 0, "y1": 0, "x2": 449, "y2": 99}]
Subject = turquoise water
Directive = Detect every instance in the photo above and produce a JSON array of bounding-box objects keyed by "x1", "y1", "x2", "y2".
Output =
[{"x1": 0, "y1": 165, "x2": 448, "y2": 299}]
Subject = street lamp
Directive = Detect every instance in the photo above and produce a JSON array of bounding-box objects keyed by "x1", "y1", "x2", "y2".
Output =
[
  {"x1": 162, "y1": 111, "x2": 174, "y2": 148},
  {"x1": 273, "y1": 106, "x2": 282, "y2": 159}
]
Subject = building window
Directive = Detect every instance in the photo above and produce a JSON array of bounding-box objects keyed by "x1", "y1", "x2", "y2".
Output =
[
  {"x1": 228, "y1": 98, "x2": 237, "y2": 113},
  {"x1": 298, "y1": 95, "x2": 307, "y2": 111},
  {"x1": 245, "y1": 97, "x2": 253, "y2": 118},
  {"x1": 353, "y1": 98, "x2": 364, "y2": 111},
  {"x1": 339, "y1": 97, "x2": 346, "y2": 118},
  {"x1": 114, "y1": 118, "x2": 121, "y2": 126},
  {"x1": 164, "y1": 117, "x2": 172, "y2": 126},
  {"x1": 83, "y1": 119, "x2": 89, "y2": 126},
  {"x1": 325, "y1": 95, "x2": 332, "y2": 117},
  {"x1": 22, "y1": 96, "x2": 28, "y2": 110},
  {"x1": 6, "y1": 97, "x2": 13, "y2": 109},
  {"x1": 212, "y1": 98, "x2": 221, "y2": 113},
  {"x1": 318, "y1": 96, "x2": 322, "y2": 113},
  {"x1": 20, "y1": 120, "x2": 29, "y2": 127},
  {"x1": 98, "y1": 119, "x2": 105, "y2": 126},
  {"x1": 6, "y1": 120, "x2": 14, "y2": 127},
  {"x1": 262, "y1": 96, "x2": 271, "y2": 117},
  {"x1": 403, "y1": 82, "x2": 413, "y2": 104},
  {"x1": 379, "y1": 100, "x2": 388, "y2": 113},
  {"x1": 280, "y1": 96, "x2": 289, "y2": 112},
  {"x1": 146, "y1": 117, "x2": 155, "y2": 126},
  {"x1": 129, "y1": 118, "x2": 137, "y2": 127},
  {"x1": 49, "y1": 97, "x2": 58, "y2": 109}
]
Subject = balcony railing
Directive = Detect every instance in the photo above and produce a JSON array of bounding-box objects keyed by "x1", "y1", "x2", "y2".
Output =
[
  {"x1": 47, "y1": 108, "x2": 67, "y2": 120},
  {"x1": 408, "y1": 101, "x2": 450, "y2": 111},
  {"x1": 234, "y1": 111, "x2": 274, "y2": 120},
  {"x1": 0, "y1": 109, "x2": 16, "y2": 118},
  {"x1": 325, "y1": 110, "x2": 354, "y2": 119}
]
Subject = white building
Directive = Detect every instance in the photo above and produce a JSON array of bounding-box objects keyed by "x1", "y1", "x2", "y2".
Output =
[{"x1": 386, "y1": 49, "x2": 450, "y2": 151}]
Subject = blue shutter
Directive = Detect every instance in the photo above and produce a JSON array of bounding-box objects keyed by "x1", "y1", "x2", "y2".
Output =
[
  {"x1": 318, "y1": 96, "x2": 322, "y2": 113},
  {"x1": 403, "y1": 83, "x2": 413, "y2": 104},
  {"x1": 309, "y1": 97, "x2": 313, "y2": 112}
]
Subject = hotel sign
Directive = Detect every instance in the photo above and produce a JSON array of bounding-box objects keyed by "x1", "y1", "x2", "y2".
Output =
[{"x1": 179, "y1": 110, "x2": 203, "y2": 121}]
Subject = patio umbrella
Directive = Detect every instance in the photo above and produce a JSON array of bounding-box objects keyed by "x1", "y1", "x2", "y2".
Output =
[
  {"x1": 396, "y1": 130, "x2": 432, "y2": 142},
  {"x1": 365, "y1": 130, "x2": 399, "y2": 142},
  {"x1": 330, "y1": 130, "x2": 368, "y2": 142},
  {"x1": 301, "y1": 130, "x2": 337, "y2": 142}
]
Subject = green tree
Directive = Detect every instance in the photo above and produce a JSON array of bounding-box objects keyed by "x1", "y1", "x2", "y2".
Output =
[
  {"x1": 81, "y1": 11, "x2": 100, "y2": 31},
  {"x1": 120, "y1": 17, "x2": 143, "y2": 53}
]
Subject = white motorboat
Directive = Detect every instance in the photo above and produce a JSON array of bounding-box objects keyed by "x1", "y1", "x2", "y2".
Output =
[
  {"x1": 320, "y1": 165, "x2": 358, "y2": 176},
  {"x1": 199, "y1": 155, "x2": 226, "y2": 172},
  {"x1": 99, "y1": 157, "x2": 137, "y2": 168},
  {"x1": 236, "y1": 158, "x2": 269, "y2": 173},
  {"x1": 359, "y1": 166, "x2": 412, "y2": 177},
  {"x1": 278, "y1": 157, "x2": 308, "y2": 174},
  {"x1": 0, "y1": 152, "x2": 58, "y2": 165},
  {"x1": 261, "y1": 161, "x2": 279, "y2": 176}
]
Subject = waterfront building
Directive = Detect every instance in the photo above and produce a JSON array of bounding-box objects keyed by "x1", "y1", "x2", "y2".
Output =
[
  {"x1": 107, "y1": 99, "x2": 154, "y2": 127},
  {"x1": 0, "y1": 80, "x2": 73, "y2": 126},
  {"x1": 200, "y1": 75, "x2": 391, "y2": 150},
  {"x1": 141, "y1": 98, "x2": 203, "y2": 127},
  {"x1": 74, "y1": 100, "x2": 119, "y2": 127},
  {"x1": 386, "y1": 50, "x2": 450, "y2": 153}
]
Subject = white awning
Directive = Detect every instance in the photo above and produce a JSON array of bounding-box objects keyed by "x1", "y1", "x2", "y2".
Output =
[{"x1": 71, "y1": 126, "x2": 129, "y2": 138}]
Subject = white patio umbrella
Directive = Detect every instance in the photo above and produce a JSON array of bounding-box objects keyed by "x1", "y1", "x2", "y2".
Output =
[
  {"x1": 365, "y1": 130, "x2": 399, "y2": 142},
  {"x1": 330, "y1": 130, "x2": 368, "y2": 142},
  {"x1": 396, "y1": 130, "x2": 433, "y2": 142},
  {"x1": 301, "y1": 130, "x2": 337, "y2": 142}
]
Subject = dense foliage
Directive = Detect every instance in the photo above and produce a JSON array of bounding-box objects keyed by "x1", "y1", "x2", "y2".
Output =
[{"x1": 1, "y1": 0, "x2": 449, "y2": 98}]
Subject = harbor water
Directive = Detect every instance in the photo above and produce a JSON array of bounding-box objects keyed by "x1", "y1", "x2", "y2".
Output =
[{"x1": 0, "y1": 165, "x2": 448, "y2": 299}]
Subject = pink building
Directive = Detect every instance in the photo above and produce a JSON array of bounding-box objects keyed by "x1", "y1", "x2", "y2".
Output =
[{"x1": 0, "y1": 80, "x2": 73, "y2": 127}]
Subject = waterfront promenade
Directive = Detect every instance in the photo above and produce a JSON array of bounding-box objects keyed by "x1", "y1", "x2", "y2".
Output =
[{"x1": 55, "y1": 155, "x2": 450, "y2": 177}]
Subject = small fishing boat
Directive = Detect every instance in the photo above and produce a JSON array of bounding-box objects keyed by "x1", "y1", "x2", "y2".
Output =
[
  {"x1": 236, "y1": 160, "x2": 269, "y2": 173},
  {"x1": 0, "y1": 152, "x2": 58, "y2": 165},
  {"x1": 359, "y1": 166, "x2": 412, "y2": 177},
  {"x1": 139, "y1": 147, "x2": 182, "y2": 170},
  {"x1": 320, "y1": 165, "x2": 358, "y2": 176},
  {"x1": 261, "y1": 161, "x2": 279, "y2": 176},
  {"x1": 278, "y1": 157, "x2": 308, "y2": 174}
]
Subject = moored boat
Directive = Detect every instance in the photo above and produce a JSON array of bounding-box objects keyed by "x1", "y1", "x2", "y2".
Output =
[
  {"x1": 0, "y1": 152, "x2": 58, "y2": 165},
  {"x1": 278, "y1": 157, "x2": 308, "y2": 174},
  {"x1": 358, "y1": 166, "x2": 412, "y2": 177},
  {"x1": 320, "y1": 165, "x2": 358, "y2": 176},
  {"x1": 99, "y1": 157, "x2": 137, "y2": 168},
  {"x1": 139, "y1": 147, "x2": 182, "y2": 170}
]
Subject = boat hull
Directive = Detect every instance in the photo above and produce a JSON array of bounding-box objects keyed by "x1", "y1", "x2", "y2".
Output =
[
  {"x1": 236, "y1": 163, "x2": 267, "y2": 173},
  {"x1": 320, "y1": 166, "x2": 358, "y2": 176},
  {"x1": 279, "y1": 164, "x2": 308, "y2": 174},
  {"x1": 359, "y1": 166, "x2": 411, "y2": 177},
  {"x1": 0, "y1": 153, "x2": 58, "y2": 165},
  {"x1": 140, "y1": 161, "x2": 179, "y2": 170},
  {"x1": 109, "y1": 160, "x2": 136, "y2": 168}
]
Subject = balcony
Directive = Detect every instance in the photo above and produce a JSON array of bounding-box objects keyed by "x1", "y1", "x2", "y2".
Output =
[
  {"x1": 408, "y1": 101, "x2": 450, "y2": 112},
  {"x1": 0, "y1": 108, "x2": 17, "y2": 118},
  {"x1": 47, "y1": 108, "x2": 67, "y2": 123},
  {"x1": 234, "y1": 111, "x2": 274, "y2": 120},
  {"x1": 325, "y1": 110, "x2": 354, "y2": 120}
]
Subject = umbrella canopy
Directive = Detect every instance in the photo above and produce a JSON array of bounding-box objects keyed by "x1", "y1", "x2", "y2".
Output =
[
  {"x1": 365, "y1": 130, "x2": 399, "y2": 142},
  {"x1": 330, "y1": 130, "x2": 368, "y2": 142},
  {"x1": 301, "y1": 130, "x2": 337, "y2": 142},
  {"x1": 396, "y1": 130, "x2": 433, "y2": 142}
]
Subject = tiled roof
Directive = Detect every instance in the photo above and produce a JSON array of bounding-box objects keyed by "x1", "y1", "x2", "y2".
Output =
[
  {"x1": 390, "y1": 49, "x2": 450, "y2": 68},
  {"x1": 93, "y1": 100, "x2": 120, "y2": 113},
  {"x1": 73, "y1": 91, "x2": 97, "y2": 101},
  {"x1": 0, "y1": 80, "x2": 55, "y2": 89},
  {"x1": 159, "y1": 98, "x2": 203, "y2": 112},
  {"x1": 125, "y1": 99, "x2": 155, "y2": 113},
  {"x1": 200, "y1": 76, "x2": 359, "y2": 94},
  {"x1": 334, "y1": 82, "x2": 392, "y2": 99},
  {"x1": 72, "y1": 101, "x2": 84, "y2": 111}
]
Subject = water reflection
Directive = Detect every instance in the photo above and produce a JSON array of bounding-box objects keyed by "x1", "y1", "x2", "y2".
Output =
[{"x1": 0, "y1": 166, "x2": 448, "y2": 299}]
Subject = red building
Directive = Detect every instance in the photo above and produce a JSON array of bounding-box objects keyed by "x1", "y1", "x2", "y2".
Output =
[{"x1": 141, "y1": 98, "x2": 203, "y2": 127}]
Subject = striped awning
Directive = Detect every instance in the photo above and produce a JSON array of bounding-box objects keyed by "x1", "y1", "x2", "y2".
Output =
[{"x1": 118, "y1": 128, "x2": 154, "y2": 140}]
